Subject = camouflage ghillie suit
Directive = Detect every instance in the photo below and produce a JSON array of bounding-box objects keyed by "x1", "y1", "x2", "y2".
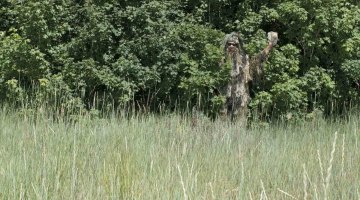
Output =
[{"x1": 220, "y1": 32, "x2": 278, "y2": 123}]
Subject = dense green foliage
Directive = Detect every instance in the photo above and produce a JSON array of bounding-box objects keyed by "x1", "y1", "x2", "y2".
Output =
[{"x1": 0, "y1": 0, "x2": 359, "y2": 119}]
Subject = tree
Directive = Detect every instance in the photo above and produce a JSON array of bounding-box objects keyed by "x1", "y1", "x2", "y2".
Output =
[{"x1": 0, "y1": 0, "x2": 358, "y2": 120}]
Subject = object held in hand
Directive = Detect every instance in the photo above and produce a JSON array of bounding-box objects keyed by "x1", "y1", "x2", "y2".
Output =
[{"x1": 267, "y1": 32, "x2": 278, "y2": 46}]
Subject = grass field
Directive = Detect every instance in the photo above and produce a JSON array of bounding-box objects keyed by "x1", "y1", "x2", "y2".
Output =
[{"x1": 0, "y1": 108, "x2": 359, "y2": 199}]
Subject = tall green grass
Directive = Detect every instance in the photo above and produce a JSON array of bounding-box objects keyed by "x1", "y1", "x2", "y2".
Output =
[{"x1": 0, "y1": 107, "x2": 359, "y2": 199}]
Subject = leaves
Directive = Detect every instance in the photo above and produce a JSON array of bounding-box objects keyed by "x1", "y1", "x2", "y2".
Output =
[{"x1": 0, "y1": 0, "x2": 359, "y2": 119}]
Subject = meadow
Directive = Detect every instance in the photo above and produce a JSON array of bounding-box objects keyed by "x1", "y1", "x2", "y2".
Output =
[{"x1": 0, "y1": 107, "x2": 359, "y2": 199}]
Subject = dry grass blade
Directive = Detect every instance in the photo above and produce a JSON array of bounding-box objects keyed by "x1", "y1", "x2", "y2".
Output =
[
  {"x1": 177, "y1": 163, "x2": 188, "y2": 200},
  {"x1": 303, "y1": 164, "x2": 308, "y2": 200},
  {"x1": 317, "y1": 149, "x2": 325, "y2": 189},
  {"x1": 277, "y1": 188, "x2": 298, "y2": 199},
  {"x1": 324, "y1": 132, "x2": 338, "y2": 200},
  {"x1": 260, "y1": 180, "x2": 268, "y2": 200},
  {"x1": 341, "y1": 134, "x2": 345, "y2": 175}
]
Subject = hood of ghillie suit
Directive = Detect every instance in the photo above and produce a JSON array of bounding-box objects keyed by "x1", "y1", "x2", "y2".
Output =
[{"x1": 223, "y1": 32, "x2": 245, "y2": 56}]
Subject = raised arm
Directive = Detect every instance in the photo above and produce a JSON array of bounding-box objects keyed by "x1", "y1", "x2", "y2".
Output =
[{"x1": 250, "y1": 32, "x2": 278, "y2": 80}]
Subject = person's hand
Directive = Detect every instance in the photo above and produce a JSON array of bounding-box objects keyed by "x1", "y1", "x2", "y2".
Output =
[{"x1": 267, "y1": 32, "x2": 278, "y2": 46}]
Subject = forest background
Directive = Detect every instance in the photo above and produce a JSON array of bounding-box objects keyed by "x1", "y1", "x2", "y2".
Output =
[{"x1": 0, "y1": 0, "x2": 359, "y2": 121}]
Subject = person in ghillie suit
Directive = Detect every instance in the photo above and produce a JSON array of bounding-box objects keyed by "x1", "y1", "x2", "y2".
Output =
[{"x1": 220, "y1": 31, "x2": 278, "y2": 124}]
